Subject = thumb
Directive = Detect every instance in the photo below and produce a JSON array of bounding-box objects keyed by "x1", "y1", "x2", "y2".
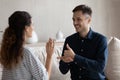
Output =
[
  {"x1": 57, "y1": 56, "x2": 63, "y2": 60},
  {"x1": 66, "y1": 44, "x2": 71, "y2": 50}
]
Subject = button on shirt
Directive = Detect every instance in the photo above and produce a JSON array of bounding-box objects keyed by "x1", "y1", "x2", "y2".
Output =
[{"x1": 59, "y1": 29, "x2": 108, "y2": 80}]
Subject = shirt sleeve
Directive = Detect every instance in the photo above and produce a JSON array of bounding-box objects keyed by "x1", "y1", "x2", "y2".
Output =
[
  {"x1": 24, "y1": 48, "x2": 48, "y2": 80},
  {"x1": 74, "y1": 36, "x2": 108, "y2": 72},
  {"x1": 59, "y1": 38, "x2": 70, "y2": 74}
]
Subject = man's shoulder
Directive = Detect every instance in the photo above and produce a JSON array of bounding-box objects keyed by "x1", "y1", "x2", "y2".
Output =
[
  {"x1": 66, "y1": 32, "x2": 78, "y2": 40},
  {"x1": 92, "y1": 31, "x2": 107, "y2": 41}
]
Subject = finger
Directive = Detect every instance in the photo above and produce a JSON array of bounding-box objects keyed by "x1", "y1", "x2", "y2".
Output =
[
  {"x1": 64, "y1": 52, "x2": 71, "y2": 57},
  {"x1": 46, "y1": 38, "x2": 50, "y2": 46},
  {"x1": 57, "y1": 56, "x2": 63, "y2": 60},
  {"x1": 57, "y1": 56, "x2": 66, "y2": 60},
  {"x1": 48, "y1": 38, "x2": 52, "y2": 47},
  {"x1": 46, "y1": 42, "x2": 49, "y2": 48},
  {"x1": 49, "y1": 38, "x2": 53, "y2": 43},
  {"x1": 62, "y1": 56, "x2": 73, "y2": 63},
  {"x1": 47, "y1": 38, "x2": 51, "y2": 48},
  {"x1": 48, "y1": 38, "x2": 52, "y2": 44},
  {"x1": 64, "y1": 50, "x2": 69, "y2": 53},
  {"x1": 53, "y1": 39, "x2": 55, "y2": 47},
  {"x1": 57, "y1": 57, "x2": 61, "y2": 59},
  {"x1": 66, "y1": 44, "x2": 71, "y2": 50},
  {"x1": 51, "y1": 39, "x2": 54, "y2": 48},
  {"x1": 68, "y1": 57, "x2": 73, "y2": 62},
  {"x1": 50, "y1": 38, "x2": 55, "y2": 48},
  {"x1": 49, "y1": 38, "x2": 52, "y2": 41},
  {"x1": 57, "y1": 56, "x2": 72, "y2": 63}
]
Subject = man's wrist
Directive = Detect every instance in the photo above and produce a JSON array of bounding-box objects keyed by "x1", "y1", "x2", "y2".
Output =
[{"x1": 72, "y1": 53, "x2": 75, "y2": 60}]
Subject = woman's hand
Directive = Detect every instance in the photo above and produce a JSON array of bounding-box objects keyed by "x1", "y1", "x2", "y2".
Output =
[{"x1": 46, "y1": 38, "x2": 55, "y2": 58}]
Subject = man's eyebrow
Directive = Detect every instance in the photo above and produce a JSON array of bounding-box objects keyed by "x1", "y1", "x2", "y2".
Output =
[{"x1": 72, "y1": 16, "x2": 82, "y2": 19}]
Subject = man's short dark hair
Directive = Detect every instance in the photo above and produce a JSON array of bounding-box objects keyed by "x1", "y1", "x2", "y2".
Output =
[{"x1": 72, "y1": 5, "x2": 92, "y2": 16}]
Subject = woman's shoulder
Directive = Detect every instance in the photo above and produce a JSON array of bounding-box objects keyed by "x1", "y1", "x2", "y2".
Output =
[
  {"x1": 22, "y1": 47, "x2": 38, "y2": 62},
  {"x1": 22, "y1": 47, "x2": 48, "y2": 80},
  {"x1": 23, "y1": 47, "x2": 35, "y2": 57},
  {"x1": 23, "y1": 47, "x2": 43, "y2": 66},
  {"x1": 23, "y1": 47, "x2": 44, "y2": 69}
]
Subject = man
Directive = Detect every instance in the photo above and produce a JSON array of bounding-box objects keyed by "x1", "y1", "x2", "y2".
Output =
[{"x1": 58, "y1": 5, "x2": 108, "y2": 80}]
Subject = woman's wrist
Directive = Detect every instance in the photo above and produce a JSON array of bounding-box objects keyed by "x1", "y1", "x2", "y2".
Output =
[{"x1": 46, "y1": 54, "x2": 53, "y2": 59}]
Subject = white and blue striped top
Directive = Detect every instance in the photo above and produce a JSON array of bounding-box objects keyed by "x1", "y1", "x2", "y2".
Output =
[{"x1": 2, "y1": 47, "x2": 48, "y2": 80}]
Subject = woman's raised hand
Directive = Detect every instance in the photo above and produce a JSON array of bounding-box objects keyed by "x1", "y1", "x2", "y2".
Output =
[{"x1": 46, "y1": 38, "x2": 55, "y2": 58}]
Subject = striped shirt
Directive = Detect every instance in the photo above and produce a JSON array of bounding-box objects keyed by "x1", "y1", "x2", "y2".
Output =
[{"x1": 2, "y1": 47, "x2": 48, "y2": 80}]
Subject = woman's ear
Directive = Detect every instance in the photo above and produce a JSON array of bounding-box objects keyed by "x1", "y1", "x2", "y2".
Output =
[{"x1": 25, "y1": 26, "x2": 29, "y2": 32}]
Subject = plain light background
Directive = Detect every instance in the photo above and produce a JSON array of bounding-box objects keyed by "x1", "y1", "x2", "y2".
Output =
[{"x1": 0, "y1": 0, "x2": 120, "y2": 42}]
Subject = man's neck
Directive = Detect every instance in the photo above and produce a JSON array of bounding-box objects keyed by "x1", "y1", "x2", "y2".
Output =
[{"x1": 79, "y1": 28, "x2": 90, "y2": 38}]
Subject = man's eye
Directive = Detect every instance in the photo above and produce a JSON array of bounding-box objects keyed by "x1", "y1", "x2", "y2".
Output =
[
  {"x1": 77, "y1": 19, "x2": 81, "y2": 21},
  {"x1": 72, "y1": 18, "x2": 75, "y2": 21}
]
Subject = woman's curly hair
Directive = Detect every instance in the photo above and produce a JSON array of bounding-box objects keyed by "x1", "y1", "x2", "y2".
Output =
[{"x1": 0, "y1": 11, "x2": 31, "y2": 69}]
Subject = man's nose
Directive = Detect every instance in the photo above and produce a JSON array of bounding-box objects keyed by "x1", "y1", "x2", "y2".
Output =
[
  {"x1": 74, "y1": 20, "x2": 78, "y2": 24},
  {"x1": 74, "y1": 21, "x2": 78, "y2": 25}
]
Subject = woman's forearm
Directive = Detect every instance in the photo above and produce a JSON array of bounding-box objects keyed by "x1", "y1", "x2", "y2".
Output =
[{"x1": 45, "y1": 55, "x2": 52, "y2": 79}]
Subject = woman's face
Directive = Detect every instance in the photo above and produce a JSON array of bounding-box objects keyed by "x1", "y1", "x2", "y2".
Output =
[{"x1": 25, "y1": 24, "x2": 33, "y2": 38}]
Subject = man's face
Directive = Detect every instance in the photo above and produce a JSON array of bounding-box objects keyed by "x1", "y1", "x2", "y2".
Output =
[{"x1": 72, "y1": 11, "x2": 91, "y2": 34}]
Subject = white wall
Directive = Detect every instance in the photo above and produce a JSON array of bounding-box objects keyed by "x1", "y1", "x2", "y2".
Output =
[
  {"x1": 107, "y1": 0, "x2": 120, "y2": 39},
  {"x1": 0, "y1": 0, "x2": 119, "y2": 42}
]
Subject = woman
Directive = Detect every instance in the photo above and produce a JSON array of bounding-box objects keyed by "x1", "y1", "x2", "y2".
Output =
[{"x1": 0, "y1": 11, "x2": 54, "y2": 80}]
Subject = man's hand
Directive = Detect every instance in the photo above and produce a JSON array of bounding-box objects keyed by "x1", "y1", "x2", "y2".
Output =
[
  {"x1": 57, "y1": 44, "x2": 75, "y2": 63},
  {"x1": 64, "y1": 44, "x2": 75, "y2": 59}
]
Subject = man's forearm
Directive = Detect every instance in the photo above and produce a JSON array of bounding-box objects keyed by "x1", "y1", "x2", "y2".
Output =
[{"x1": 74, "y1": 54, "x2": 106, "y2": 72}]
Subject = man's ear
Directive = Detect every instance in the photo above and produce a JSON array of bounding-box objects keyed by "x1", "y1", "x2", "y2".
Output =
[{"x1": 88, "y1": 17, "x2": 91, "y2": 24}]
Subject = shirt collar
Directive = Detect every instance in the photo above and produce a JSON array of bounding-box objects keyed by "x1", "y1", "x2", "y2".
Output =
[
  {"x1": 78, "y1": 28, "x2": 93, "y2": 40},
  {"x1": 86, "y1": 28, "x2": 93, "y2": 40}
]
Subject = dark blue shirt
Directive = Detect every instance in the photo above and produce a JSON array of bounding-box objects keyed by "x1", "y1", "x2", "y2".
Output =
[{"x1": 59, "y1": 29, "x2": 108, "y2": 80}]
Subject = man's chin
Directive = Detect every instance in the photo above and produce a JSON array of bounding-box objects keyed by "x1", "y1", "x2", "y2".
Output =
[
  {"x1": 75, "y1": 29, "x2": 79, "y2": 32},
  {"x1": 76, "y1": 30, "x2": 83, "y2": 34},
  {"x1": 75, "y1": 29, "x2": 81, "y2": 33}
]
